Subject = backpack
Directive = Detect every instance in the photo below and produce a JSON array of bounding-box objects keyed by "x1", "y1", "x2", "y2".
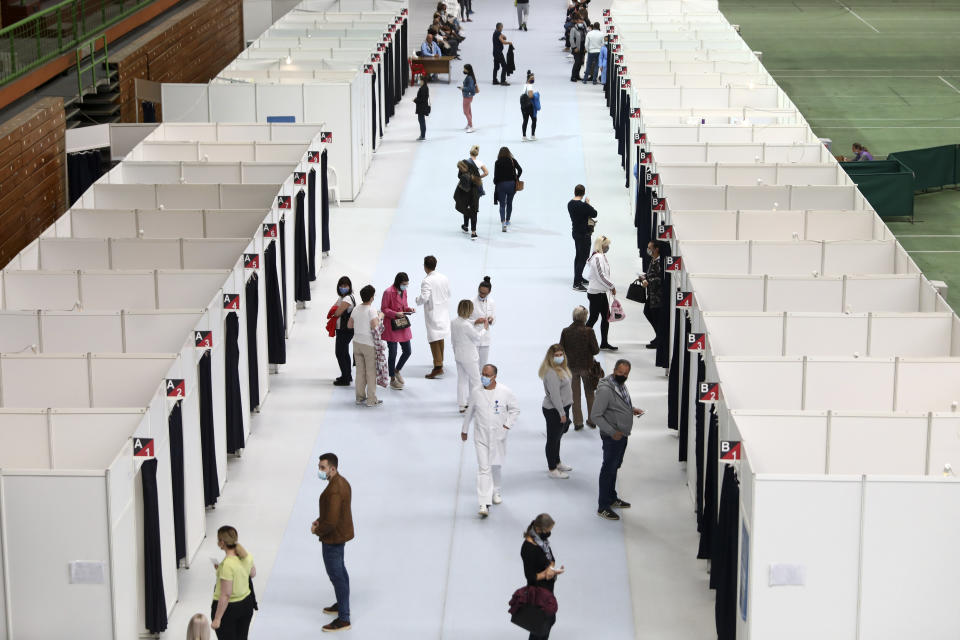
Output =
[{"x1": 519, "y1": 92, "x2": 532, "y2": 110}]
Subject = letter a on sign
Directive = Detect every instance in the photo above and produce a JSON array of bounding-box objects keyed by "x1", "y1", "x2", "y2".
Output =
[
  {"x1": 223, "y1": 294, "x2": 240, "y2": 310},
  {"x1": 166, "y1": 379, "x2": 185, "y2": 397},
  {"x1": 133, "y1": 437, "x2": 155, "y2": 457},
  {"x1": 195, "y1": 331, "x2": 213, "y2": 348}
]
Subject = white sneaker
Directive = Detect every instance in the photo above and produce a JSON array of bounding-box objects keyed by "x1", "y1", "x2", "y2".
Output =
[
  {"x1": 557, "y1": 462, "x2": 573, "y2": 472},
  {"x1": 479, "y1": 505, "x2": 489, "y2": 518},
  {"x1": 548, "y1": 469, "x2": 570, "y2": 479},
  {"x1": 530, "y1": 135, "x2": 537, "y2": 141},
  {"x1": 466, "y1": 127, "x2": 475, "y2": 133},
  {"x1": 492, "y1": 492, "x2": 502, "y2": 504},
  {"x1": 522, "y1": 136, "x2": 528, "y2": 141}
]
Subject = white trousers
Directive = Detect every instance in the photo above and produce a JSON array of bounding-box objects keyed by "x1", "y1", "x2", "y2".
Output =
[
  {"x1": 456, "y1": 359, "x2": 481, "y2": 408},
  {"x1": 474, "y1": 427, "x2": 507, "y2": 506},
  {"x1": 477, "y1": 345, "x2": 490, "y2": 372}
]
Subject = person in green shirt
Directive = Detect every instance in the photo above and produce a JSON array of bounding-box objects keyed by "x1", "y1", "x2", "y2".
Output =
[{"x1": 211, "y1": 525, "x2": 256, "y2": 638}]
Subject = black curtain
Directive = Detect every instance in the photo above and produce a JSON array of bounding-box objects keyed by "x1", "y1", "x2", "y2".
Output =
[
  {"x1": 656, "y1": 266, "x2": 673, "y2": 369},
  {"x1": 622, "y1": 94, "x2": 631, "y2": 188},
  {"x1": 264, "y1": 241, "x2": 287, "y2": 365},
  {"x1": 616, "y1": 89, "x2": 626, "y2": 159},
  {"x1": 698, "y1": 406, "x2": 719, "y2": 559},
  {"x1": 308, "y1": 169, "x2": 318, "y2": 281},
  {"x1": 636, "y1": 150, "x2": 652, "y2": 263},
  {"x1": 198, "y1": 350, "x2": 220, "y2": 506},
  {"x1": 401, "y1": 19, "x2": 409, "y2": 89},
  {"x1": 224, "y1": 311, "x2": 245, "y2": 455},
  {"x1": 394, "y1": 29, "x2": 403, "y2": 105},
  {"x1": 678, "y1": 314, "x2": 692, "y2": 462},
  {"x1": 168, "y1": 402, "x2": 186, "y2": 567},
  {"x1": 385, "y1": 44, "x2": 394, "y2": 122},
  {"x1": 142, "y1": 457, "x2": 168, "y2": 633},
  {"x1": 245, "y1": 274, "x2": 260, "y2": 411},
  {"x1": 294, "y1": 190, "x2": 311, "y2": 303},
  {"x1": 279, "y1": 217, "x2": 288, "y2": 323},
  {"x1": 712, "y1": 464, "x2": 741, "y2": 640},
  {"x1": 321, "y1": 150, "x2": 331, "y2": 253},
  {"x1": 604, "y1": 43, "x2": 612, "y2": 103},
  {"x1": 372, "y1": 71, "x2": 379, "y2": 149},
  {"x1": 694, "y1": 354, "x2": 707, "y2": 530},
  {"x1": 67, "y1": 151, "x2": 104, "y2": 205},
  {"x1": 668, "y1": 307, "x2": 681, "y2": 432}
]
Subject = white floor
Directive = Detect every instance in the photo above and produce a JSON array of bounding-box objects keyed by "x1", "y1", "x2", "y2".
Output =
[{"x1": 161, "y1": 0, "x2": 715, "y2": 636}]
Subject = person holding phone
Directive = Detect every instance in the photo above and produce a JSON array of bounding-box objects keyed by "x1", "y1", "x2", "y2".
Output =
[
  {"x1": 381, "y1": 272, "x2": 415, "y2": 390},
  {"x1": 521, "y1": 513, "x2": 563, "y2": 640}
]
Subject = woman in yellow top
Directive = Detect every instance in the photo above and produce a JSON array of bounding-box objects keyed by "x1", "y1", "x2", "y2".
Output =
[{"x1": 211, "y1": 526, "x2": 256, "y2": 638}]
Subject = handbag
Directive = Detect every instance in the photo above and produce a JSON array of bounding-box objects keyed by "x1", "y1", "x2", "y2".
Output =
[
  {"x1": 608, "y1": 298, "x2": 626, "y2": 322},
  {"x1": 511, "y1": 604, "x2": 552, "y2": 635},
  {"x1": 626, "y1": 278, "x2": 646, "y2": 304},
  {"x1": 390, "y1": 315, "x2": 411, "y2": 331},
  {"x1": 515, "y1": 179, "x2": 525, "y2": 191}
]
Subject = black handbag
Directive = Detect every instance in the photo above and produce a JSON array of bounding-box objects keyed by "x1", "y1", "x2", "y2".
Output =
[
  {"x1": 511, "y1": 604, "x2": 552, "y2": 635},
  {"x1": 626, "y1": 278, "x2": 646, "y2": 304},
  {"x1": 390, "y1": 315, "x2": 411, "y2": 331}
]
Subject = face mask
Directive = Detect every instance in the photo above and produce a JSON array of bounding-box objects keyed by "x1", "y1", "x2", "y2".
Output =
[
  {"x1": 613, "y1": 375, "x2": 627, "y2": 385},
  {"x1": 481, "y1": 376, "x2": 492, "y2": 387},
  {"x1": 478, "y1": 293, "x2": 486, "y2": 300},
  {"x1": 646, "y1": 248, "x2": 654, "y2": 257},
  {"x1": 553, "y1": 356, "x2": 565, "y2": 365},
  {"x1": 318, "y1": 470, "x2": 328, "y2": 481},
  {"x1": 602, "y1": 246, "x2": 610, "y2": 253},
  {"x1": 399, "y1": 284, "x2": 407, "y2": 292},
  {"x1": 338, "y1": 287, "x2": 349, "y2": 295},
  {"x1": 539, "y1": 531, "x2": 551, "y2": 539}
]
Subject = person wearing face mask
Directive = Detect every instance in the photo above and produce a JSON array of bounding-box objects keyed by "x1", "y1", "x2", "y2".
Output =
[
  {"x1": 584, "y1": 235, "x2": 617, "y2": 351},
  {"x1": 591, "y1": 360, "x2": 644, "y2": 521},
  {"x1": 210, "y1": 526, "x2": 256, "y2": 639},
  {"x1": 461, "y1": 364, "x2": 521, "y2": 517},
  {"x1": 459, "y1": 64, "x2": 479, "y2": 133},
  {"x1": 381, "y1": 272, "x2": 415, "y2": 390},
  {"x1": 333, "y1": 276, "x2": 356, "y2": 386},
  {"x1": 311, "y1": 453, "x2": 354, "y2": 633},
  {"x1": 452, "y1": 299, "x2": 488, "y2": 412},
  {"x1": 539, "y1": 344, "x2": 574, "y2": 479},
  {"x1": 469, "y1": 276, "x2": 496, "y2": 369},
  {"x1": 640, "y1": 241, "x2": 664, "y2": 350},
  {"x1": 518, "y1": 513, "x2": 564, "y2": 640}
]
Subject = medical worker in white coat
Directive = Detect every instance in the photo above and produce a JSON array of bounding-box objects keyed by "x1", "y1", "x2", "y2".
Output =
[
  {"x1": 469, "y1": 276, "x2": 496, "y2": 370},
  {"x1": 461, "y1": 364, "x2": 521, "y2": 518},
  {"x1": 416, "y1": 255, "x2": 452, "y2": 379},
  {"x1": 452, "y1": 299, "x2": 487, "y2": 412}
]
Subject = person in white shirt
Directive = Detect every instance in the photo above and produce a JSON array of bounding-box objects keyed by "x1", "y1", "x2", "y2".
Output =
[
  {"x1": 461, "y1": 364, "x2": 521, "y2": 517},
  {"x1": 583, "y1": 22, "x2": 604, "y2": 84},
  {"x1": 469, "y1": 276, "x2": 496, "y2": 369},
  {"x1": 521, "y1": 71, "x2": 538, "y2": 141},
  {"x1": 452, "y1": 299, "x2": 487, "y2": 412},
  {"x1": 585, "y1": 235, "x2": 618, "y2": 351},
  {"x1": 346, "y1": 285, "x2": 384, "y2": 407},
  {"x1": 416, "y1": 255, "x2": 452, "y2": 379}
]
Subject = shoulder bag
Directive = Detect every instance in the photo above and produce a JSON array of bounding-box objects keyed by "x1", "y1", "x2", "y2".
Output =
[
  {"x1": 391, "y1": 315, "x2": 411, "y2": 331},
  {"x1": 626, "y1": 278, "x2": 646, "y2": 304}
]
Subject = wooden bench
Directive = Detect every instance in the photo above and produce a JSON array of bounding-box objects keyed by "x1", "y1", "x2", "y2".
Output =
[{"x1": 418, "y1": 56, "x2": 456, "y2": 84}]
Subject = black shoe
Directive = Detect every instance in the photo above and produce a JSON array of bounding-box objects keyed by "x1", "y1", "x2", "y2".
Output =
[
  {"x1": 492, "y1": 80, "x2": 501, "y2": 85},
  {"x1": 322, "y1": 618, "x2": 352, "y2": 632},
  {"x1": 612, "y1": 499, "x2": 631, "y2": 509},
  {"x1": 501, "y1": 81, "x2": 511, "y2": 86},
  {"x1": 573, "y1": 284, "x2": 587, "y2": 292},
  {"x1": 645, "y1": 343, "x2": 657, "y2": 349},
  {"x1": 586, "y1": 420, "x2": 597, "y2": 429},
  {"x1": 323, "y1": 603, "x2": 339, "y2": 615},
  {"x1": 461, "y1": 224, "x2": 469, "y2": 234},
  {"x1": 574, "y1": 423, "x2": 584, "y2": 431},
  {"x1": 333, "y1": 378, "x2": 351, "y2": 386},
  {"x1": 597, "y1": 508, "x2": 620, "y2": 521},
  {"x1": 600, "y1": 343, "x2": 618, "y2": 351}
]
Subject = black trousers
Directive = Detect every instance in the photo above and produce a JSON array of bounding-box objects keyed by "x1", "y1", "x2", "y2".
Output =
[
  {"x1": 543, "y1": 405, "x2": 570, "y2": 470},
  {"x1": 572, "y1": 232, "x2": 591, "y2": 286},
  {"x1": 571, "y1": 50, "x2": 584, "y2": 80},
  {"x1": 530, "y1": 613, "x2": 556, "y2": 640},
  {"x1": 417, "y1": 114, "x2": 426, "y2": 138},
  {"x1": 586, "y1": 292, "x2": 610, "y2": 345},
  {"x1": 493, "y1": 53, "x2": 507, "y2": 83},
  {"x1": 335, "y1": 328, "x2": 354, "y2": 381},
  {"x1": 211, "y1": 594, "x2": 254, "y2": 640},
  {"x1": 522, "y1": 109, "x2": 537, "y2": 136},
  {"x1": 643, "y1": 304, "x2": 662, "y2": 346},
  {"x1": 463, "y1": 210, "x2": 477, "y2": 232}
]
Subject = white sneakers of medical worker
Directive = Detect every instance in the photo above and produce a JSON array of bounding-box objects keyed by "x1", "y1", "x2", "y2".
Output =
[
  {"x1": 492, "y1": 491, "x2": 502, "y2": 504},
  {"x1": 479, "y1": 505, "x2": 489, "y2": 518}
]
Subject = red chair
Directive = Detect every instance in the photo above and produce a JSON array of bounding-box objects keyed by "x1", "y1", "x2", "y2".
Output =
[{"x1": 409, "y1": 57, "x2": 426, "y2": 86}]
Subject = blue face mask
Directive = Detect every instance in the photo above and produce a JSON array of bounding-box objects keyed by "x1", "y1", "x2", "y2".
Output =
[
  {"x1": 318, "y1": 470, "x2": 328, "y2": 481},
  {"x1": 553, "y1": 356, "x2": 565, "y2": 365},
  {"x1": 481, "y1": 376, "x2": 492, "y2": 387},
  {"x1": 338, "y1": 287, "x2": 349, "y2": 295},
  {"x1": 399, "y1": 284, "x2": 407, "y2": 292}
]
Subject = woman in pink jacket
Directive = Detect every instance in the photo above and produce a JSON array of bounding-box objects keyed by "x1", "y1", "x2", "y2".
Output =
[{"x1": 381, "y1": 272, "x2": 415, "y2": 390}]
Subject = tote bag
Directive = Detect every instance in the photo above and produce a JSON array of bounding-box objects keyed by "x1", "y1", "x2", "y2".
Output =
[{"x1": 608, "y1": 298, "x2": 626, "y2": 322}]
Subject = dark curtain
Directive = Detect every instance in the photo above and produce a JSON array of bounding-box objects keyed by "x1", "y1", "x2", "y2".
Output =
[
  {"x1": 655, "y1": 265, "x2": 673, "y2": 368},
  {"x1": 372, "y1": 70, "x2": 379, "y2": 149},
  {"x1": 245, "y1": 274, "x2": 260, "y2": 411},
  {"x1": 224, "y1": 311, "x2": 245, "y2": 455},
  {"x1": 142, "y1": 101, "x2": 157, "y2": 123},
  {"x1": 321, "y1": 150, "x2": 331, "y2": 253},
  {"x1": 198, "y1": 350, "x2": 220, "y2": 506},
  {"x1": 279, "y1": 217, "x2": 288, "y2": 323},
  {"x1": 678, "y1": 314, "x2": 692, "y2": 462},
  {"x1": 385, "y1": 44, "x2": 394, "y2": 122},
  {"x1": 142, "y1": 458, "x2": 168, "y2": 633},
  {"x1": 168, "y1": 402, "x2": 186, "y2": 566},
  {"x1": 636, "y1": 151, "x2": 652, "y2": 263},
  {"x1": 603, "y1": 43, "x2": 612, "y2": 103},
  {"x1": 712, "y1": 464, "x2": 741, "y2": 640},
  {"x1": 698, "y1": 407, "x2": 719, "y2": 560},
  {"x1": 668, "y1": 308, "x2": 681, "y2": 432},
  {"x1": 293, "y1": 190, "x2": 311, "y2": 303},
  {"x1": 694, "y1": 354, "x2": 707, "y2": 530},
  {"x1": 401, "y1": 19, "x2": 409, "y2": 90},
  {"x1": 622, "y1": 94, "x2": 631, "y2": 187},
  {"x1": 308, "y1": 169, "x2": 318, "y2": 281},
  {"x1": 67, "y1": 151, "x2": 104, "y2": 205},
  {"x1": 265, "y1": 241, "x2": 287, "y2": 365},
  {"x1": 616, "y1": 89, "x2": 626, "y2": 159}
]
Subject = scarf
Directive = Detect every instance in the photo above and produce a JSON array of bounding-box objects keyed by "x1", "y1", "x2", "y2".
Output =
[{"x1": 530, "y1": 530, "x2": 554, "y2": 564}]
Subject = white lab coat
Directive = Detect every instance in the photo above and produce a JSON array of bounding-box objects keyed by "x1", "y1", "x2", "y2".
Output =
[
  {"x1": 470, "y1": 294, "x2": 495, "y2": 368},
  {"x1": 416, "y1": 270, "x2": 452, "y2": 342},
  {"x1": 462, "y1": 382, "x2": 520, "y2": 506},
  {"x1": 451, "y1": 316, "x2": 485, "y2": 408}
]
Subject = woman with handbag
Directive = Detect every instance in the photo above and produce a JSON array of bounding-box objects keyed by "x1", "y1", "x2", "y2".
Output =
[
  {"x1": 584, "y1": 235, "x2": 618, "y2": 351},
  {"x1": 333, "y1": 276, "x2": 356, "y2": 386},
  {"x1": 559, "y1": 305, "x2": 600, "y2": 430},
  {"x1": 414, "y1": 75, "x2": 430, "y2": 141},
  {"x1": 455, "y1": 153, "x2": 482, "y2": 239},
  {"x1": 641, "y1": 240, "x2": 664, "y2": 349},
  {"x1": 493, "y1": 146, "x2": 523, "y2": 232},
  {"x1": 381, "y1": 272, "x2": 415, "y2": 390},
  {"x1": 451, "y1": 299, "x2": 487, "y2": 412},
  {"x1": 520, "y1": 514, "x2": 563, "y2": 639}
]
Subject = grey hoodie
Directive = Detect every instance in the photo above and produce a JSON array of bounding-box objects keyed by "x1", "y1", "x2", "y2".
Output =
[{"x1": 590, "y1": 376, "x2": 634, "y2": 437}]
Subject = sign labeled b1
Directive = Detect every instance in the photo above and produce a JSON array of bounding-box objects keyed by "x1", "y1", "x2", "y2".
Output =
[{"x1": 721, "y1": 441, "x2": 742, "y2": 461}]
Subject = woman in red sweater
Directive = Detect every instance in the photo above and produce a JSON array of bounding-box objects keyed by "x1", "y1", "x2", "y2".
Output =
[{"x1": 381, "y1": 272, "x2": 415, "y2": 390}]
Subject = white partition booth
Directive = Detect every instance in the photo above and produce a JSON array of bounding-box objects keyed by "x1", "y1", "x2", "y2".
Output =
[{"x1": 669, "y1": 210, "x2": 889, "y2": 241}]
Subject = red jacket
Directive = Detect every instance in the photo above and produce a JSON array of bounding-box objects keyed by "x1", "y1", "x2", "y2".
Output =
[
  {"x1": 325, "y1": 305, "x2": 339, "y2": 337},
  {"x1": 509, "y1": 586, "x2": 558, "y2": 615}
]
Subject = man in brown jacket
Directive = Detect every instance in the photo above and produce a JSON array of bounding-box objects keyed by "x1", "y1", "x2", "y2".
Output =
[
  {"x1": 559, "y1": 305, "x2": 601, "y2": 430},
  {"x1": 312, "y1": 452, "x2": 355, "y2": 633}
]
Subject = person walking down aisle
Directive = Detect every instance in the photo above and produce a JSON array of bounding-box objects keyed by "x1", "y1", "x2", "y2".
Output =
[
  {"x1": 312, "y1": 453, "x2": 354, "y2": 633},
  {"x1": 583, "y1": 22, "x2": 603, "y2": 83},
  {"x1": 381, "y1": 272, "x2": 415, "y2": 390},
  {"x1": 333, "y1": 276, "x2": 356, "y2": 386},
  {"x1": 347, "y1": 285, "x2": 383, "y2": 407},
  {"x1": 417, "y1": 255, "x2": 452, "y2": 379},
  {"x1": 559, "y1": 305, "x2": 599, "y2": 430},
  {"x1": 520, "y1": 514, "x2": 564, "y2": 640},
  {"x1": 414, "y1": 76, "x2": 430, "y2": 141},
  {"x1": 461, "y1": 364, "x2": 521, "y2": 518},
  {"x1": 187, "y1": 613, "x2": 211, "y2": 639},
  {"x1": 568, "y1": 16, "x2": 586, "y2": 82},
  {"x1": 540, "y1": 344, "x2": 574, "y2": 479},
  {"x1": 520, "y1": 71, "x2": 539, "y2": 141},
  {"x1": 592, "y1": 360, "x2": 644, "y2": 521},
  {"x1": 516, "y1": 0, "x2": 529, "y2": 30},
  {"x1": 460, "y1": 64, "x2": 479, "y2": 132},
  {"x1": 493, "y1": 147, "x2": 522, "y2": 232},
  {"x1": 585, "y1": 235, "x2": 617, "y2": 351},
  {"x1": 567, "y1": 184, "x2": 597, "y2": 291},
  {"x1": 470, "y1": 276, "x2": 496, "y2": 367},
  {"x1": 452, "y1": 299, "x2": 487, "y2": 412},
  {"x1": 492, "y1": 23, "x2": 512, "y2": 85},
  {"x1": 210, "y1": 526, "x2": 256, "y2": 639},
  {"x1": 641, "y1": 241, "x2": 664, "y2": 349}
]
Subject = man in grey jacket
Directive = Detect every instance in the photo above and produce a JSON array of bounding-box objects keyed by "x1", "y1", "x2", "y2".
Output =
[{"x1": 590, "y1": 359, "x2": 644, "y2": 520}]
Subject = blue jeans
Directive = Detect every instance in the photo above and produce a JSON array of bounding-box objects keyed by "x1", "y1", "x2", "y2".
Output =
[
  {"x1": 387, "y1": 340, "x2": 411, "y2": 376},
  {"x1": 321, "y1": 542, "x2": 350, "y2": 622},
  {"x1": 598, "y1": 433, "x2": 628, "y2": 511},
  {"x1": 584, "y1": 52, "x2": 600, "y2": 83},
  {"x1": 495, "y1": 181, "x2": 517, "y2": 223}
]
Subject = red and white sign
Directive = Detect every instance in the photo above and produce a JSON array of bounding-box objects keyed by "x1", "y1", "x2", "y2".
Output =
[
  {"x1": 364, "y1": 64, "x2": 375, "y2": 74},
  {"x1": 195, "y1": 331, "x2": 213, "y2": 348},
  {"x1": 133, "y1": 437, "x2": 155, "y2": 457},
  {"x1": 656, "y1": 223, "x2": 672, "y2": 238},
  {"x1": 320, "y1": 132, "x2": 333, "y2": 143},
  {"x1": 687, "y1": 333, "x2": 705, "y2": 351},
  {"x1": 243, "y1": 253, "x2": 260, "y2": 269},
  {"x1": 307, "y1": 150, "x2": 320, "y2": 163},
  {"x1": 277, "y1": 195, "x2": 291, "y2": 209},
  {"x1": 639, "y1": 149, "x2": 653, "y2": 163},
  {"x1": 647, "y1": 173, "x2": 661, "y2": 188},
  {"x1": 699, "y1": 382, "x2": 720, "y2": 403},
  {"x1": 665, "y1": 255, "x2": 683, "y2": 271},
  {"x1": 166, "y1": 379, "x2": 185, "y2": 397},
  {"x1": 675, "y1": 291, "x2": 693, "y2": 307},
  {"x1": 294, "y1": 172, "x2": 306, "y2": 185},
  {"x1": 652, "y1": 196, "x2": 667, "y2": 211},
  {"x1": 223, "y1": 294, "x2": 240, "y2": 310},
  {"x1": 620, "y1": 77, "x2": 631, "y2": 88},
  {"x1": 720, "y1": 441, "x2": 742, "y2": 461}
]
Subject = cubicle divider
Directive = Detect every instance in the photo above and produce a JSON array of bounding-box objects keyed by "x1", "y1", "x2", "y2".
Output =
[{"x1": 669, "y1": 210, "x2": 887, "y2": 241}]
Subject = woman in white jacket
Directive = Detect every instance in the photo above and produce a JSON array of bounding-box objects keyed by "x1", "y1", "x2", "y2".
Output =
[
  {"x1": 452, "y1": 299, "x2": 488, "y2": 412},
  {"x1": 585, "y1": 234, "x2": 617, "y2": 351},
  {"x1": 469, "y1": 276, "x2": 496, "y2": 370}
]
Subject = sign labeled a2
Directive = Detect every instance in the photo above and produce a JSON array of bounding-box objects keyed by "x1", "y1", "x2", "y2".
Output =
[
  {"x1": 675, "y1": 290, "x2": 692, "y2": 307},
  {"x1": 223, "y1": 294, "x2": 240, "y2": 310},
  {"x1": 320, "y1": 132, "x2": 333, "y2": 143},
  {"x1": 195, "y1": 331, "x2": 213, "y2": 349},
  {"x1": 277, "y1": 195, "x2": 291, "y2": 209},
  {"x1": 687, "y1": 333, "x2": 705, "y2": 351},
  {"x1": 307, "y1": 150, "x2": 320, "y2": 163},
  {"x1": 166, "y1": 379, "x2": 185, "y2": 397},
  {"x1": 665, "y1": 255, "x2": 683, "y2": 271},
  {"x1": 243, "y1": 253, "x2": 260, "y2": 269},
  {"x1": 657, "y1": 223, "x2": 672, "y2": 239},
  {"x1": 699, "y1": 382, "x2": 720, "y2": 403},
  {"x1": 720, "y1": 441, "x2": 742, "y2": 461},
  {"x1": 133, "y1": 437, "x2": 155, "y2": 457},
  {"x1": 263, "y1": 223, "x2": 278, "y2": 238}
]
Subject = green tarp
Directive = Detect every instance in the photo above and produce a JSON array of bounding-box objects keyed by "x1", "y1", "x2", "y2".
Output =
[
  {"x1": 841, "y1": 160, "x2": 915, "y2": 219},
  {"x1": 888, "y1": 145, "x2": 960, "y2": 191}
]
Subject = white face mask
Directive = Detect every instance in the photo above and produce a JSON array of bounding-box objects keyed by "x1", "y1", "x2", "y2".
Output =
[{"x1": 553, "y1": 356, "x2": 565, "y2": 365}]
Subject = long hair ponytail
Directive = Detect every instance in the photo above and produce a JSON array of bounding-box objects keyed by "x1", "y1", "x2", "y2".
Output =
[{"x1": 217, "y1": 525, "x2": 248, "y2": 559}]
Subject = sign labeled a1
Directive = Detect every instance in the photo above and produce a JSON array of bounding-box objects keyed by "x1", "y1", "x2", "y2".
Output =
[
  {"x1": 223, "y1": 294, "x2": 240, "y2": 310},
  {"x1": 133, "y1": 437, "x2": 155, "y2": 457},
  {"x1": 263, "y1": 223, "x2": 278, "y2": 238},
  {"x1": 293, "y1": 172, "x2": 306, "y2": 185},
  {"x1": 665, "y1": 255, "x2": 683, "y2": 271},
  {"x1": 195, "y1": 330, "x2": 213, "y2": 349},
  {"x1": 320, "y1": 132, "x2": 333, "y2": 143},
  {"x1": 676, "y1": 290, "x2": 693, "y2": 307},
  {"x1": 243, "y1": 253, "x2": 259, "y2": 269},
  {"x1": 720, "y1": 440, "x2": 742, "y2": 461},
  {"x1": 687, "y1": 332, "x2": 705, "y2": 351},
  {"x1": 699, "y1": 382, "x2": 720, "y2": 403},
  {"x1": 307, "y1": 150, "x2": 320, "y2": 163},
  {"x1": 657, "y1": 223, "x2": 672, "y2": 239},
  {"x1": 166, "y1": 378, "x2": 185, "y2": 397}
]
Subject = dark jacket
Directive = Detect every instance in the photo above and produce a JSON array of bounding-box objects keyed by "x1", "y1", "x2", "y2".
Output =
[
  {"x1": 414, "y1": 84, "x2": 430, "y2": 116},
  {"x1": 559, "y1": 321, "x2": 599, "y2": 372},
  {"x1": 506, "y1": 44, "x2": 516, "y2": 76},
  {"x1": 316, "y1": 474, "x2": 354, "y2": 544},
  {"x1": 454, "y1": 159, "x2": 481, "y2": 215},
  {"x1": 644, "y1": 258, "x2": 663, "y2": 308},
  {"x1": 567, "y1": 199, "x2": 597, "y2": 235},
  {"x1": 493, "y1": 156, "x2": 522, "y2": 184}
]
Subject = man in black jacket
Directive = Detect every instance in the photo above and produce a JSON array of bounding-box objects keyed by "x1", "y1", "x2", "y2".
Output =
[
  {"x1": 567, "y1": 184, "x2": 597, "y2": 291},
  {"x1": 492, "y1": 23, "x2": 512, "y2": 85}
]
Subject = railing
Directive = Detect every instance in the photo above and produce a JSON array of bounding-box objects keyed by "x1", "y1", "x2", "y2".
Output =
[{"x1": 0, "y1": 0, "x2": 155, "y2": 86}]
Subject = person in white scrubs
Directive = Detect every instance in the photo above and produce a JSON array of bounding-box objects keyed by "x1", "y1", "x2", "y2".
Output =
[
  {"x1": 461, "y1": 364, "x2": 520, "y2": 518},
  {"x1": 416, "y1": 255, "x2": 452, "y2": 378},
  {"x1": 452, "y1": 299, "x2": 487, "y2": 412},
  {"x1": 469, "y1": 276, "x2": 496, "y2": 369}
]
